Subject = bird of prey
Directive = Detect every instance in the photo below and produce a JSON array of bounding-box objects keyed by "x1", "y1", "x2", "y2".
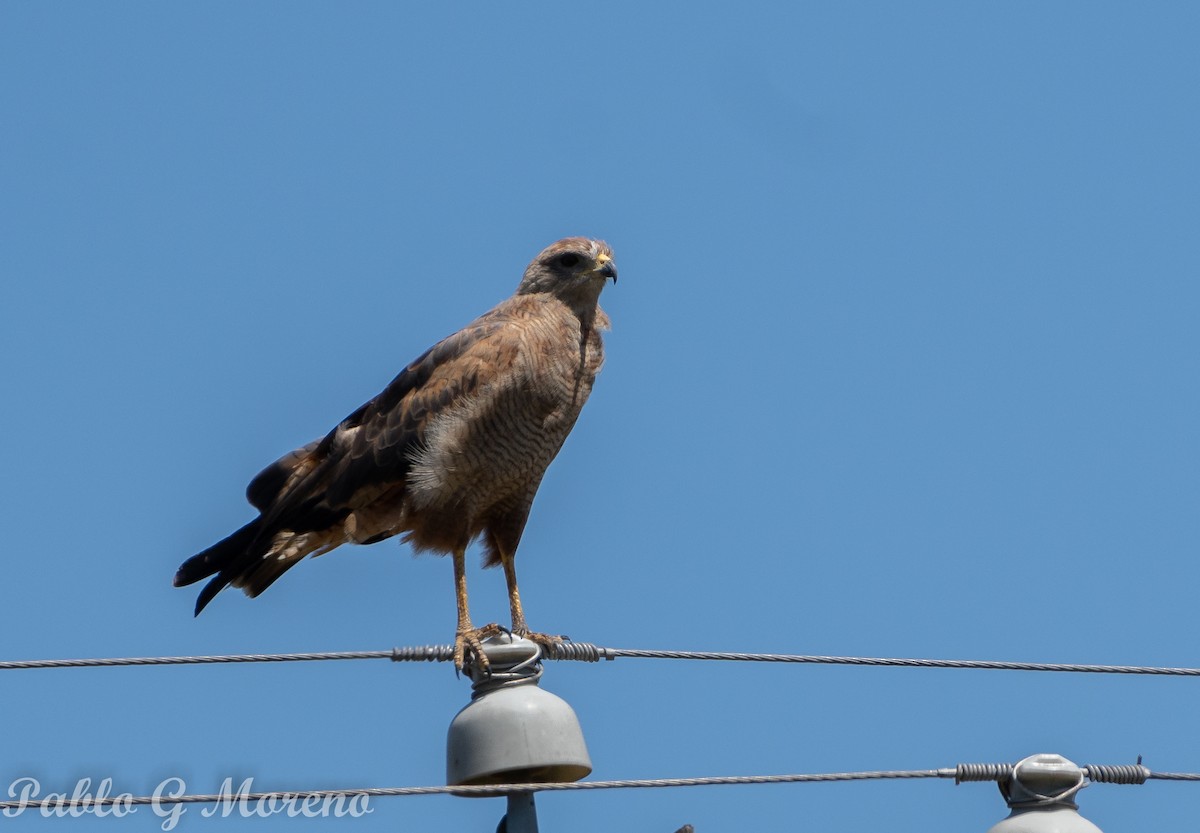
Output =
[{"x1": 174, "y1": 237, "x2": 616, "y2": 670}]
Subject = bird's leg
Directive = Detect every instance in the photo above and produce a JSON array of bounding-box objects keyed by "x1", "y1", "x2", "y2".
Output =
[
  {"x1": 498, "y1": 548, "x2": 566, "y2": 655},
  {"x1": 452, "y1": 547, "x2": 501, "y2": 673}
]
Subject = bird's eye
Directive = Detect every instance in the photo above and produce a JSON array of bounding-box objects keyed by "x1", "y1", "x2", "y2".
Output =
[{"x1": 556, "y1": 253, "x2": 582, "y2": 269}]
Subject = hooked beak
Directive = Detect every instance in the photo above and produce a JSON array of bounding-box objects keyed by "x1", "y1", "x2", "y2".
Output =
[{"x1": 594, "y1": 254, "x2": 618, "y2": 283}]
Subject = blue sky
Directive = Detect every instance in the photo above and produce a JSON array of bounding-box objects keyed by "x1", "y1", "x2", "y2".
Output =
[{"x1": 3, "y1": 2, "x2": 1199, "y2": 831}]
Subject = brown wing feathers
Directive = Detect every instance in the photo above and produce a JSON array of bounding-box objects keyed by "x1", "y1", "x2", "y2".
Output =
[{"x1": 173, "y1": 316, "x2": 509, "y2": 614}]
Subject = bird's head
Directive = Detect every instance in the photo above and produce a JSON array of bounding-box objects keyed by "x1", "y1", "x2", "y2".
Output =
[{"x1": 517, "y1": 238, "x2": 617, "y2": 311}]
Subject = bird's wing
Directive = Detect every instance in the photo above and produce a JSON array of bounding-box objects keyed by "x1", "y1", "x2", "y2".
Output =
[
  {"x1": 250, "y1": 307, "x2": 523, "y2": 533},
  {"x1": 246, "y1": 440, "x2": 322, "y2": 512}
]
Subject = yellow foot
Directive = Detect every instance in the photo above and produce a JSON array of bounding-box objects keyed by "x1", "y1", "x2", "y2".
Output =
[
  {"x1": 512, "y1": 627, "x2": 568, "y2": 658},
  {"x1": 454, "y1": 623, "x2": 504, "y2": 674}
]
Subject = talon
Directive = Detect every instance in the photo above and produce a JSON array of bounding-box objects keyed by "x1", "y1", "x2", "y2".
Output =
[{"x1": 454, "y1": 623, "x2": 505, "y2": 674}]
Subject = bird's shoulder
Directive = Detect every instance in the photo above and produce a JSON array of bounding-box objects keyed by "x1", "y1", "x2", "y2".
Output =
[{"x1": 330, "y1": 301, "x2": 538, "y2": 450}]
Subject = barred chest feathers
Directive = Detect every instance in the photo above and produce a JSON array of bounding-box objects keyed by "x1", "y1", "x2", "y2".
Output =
[{"x1": 405, "y1": 302, "x2": 605, "y2": 513}]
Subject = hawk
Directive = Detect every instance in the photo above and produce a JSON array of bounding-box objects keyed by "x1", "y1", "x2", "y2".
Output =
[{"x1": 174, "y1": 237, "x2": 616, "y2": 669}]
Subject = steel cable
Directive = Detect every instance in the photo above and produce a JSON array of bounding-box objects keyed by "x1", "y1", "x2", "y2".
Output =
[
  {"x1": 0, "y1": 766, "x2": 1192, "y2": 811},
  {"x1": 4, "y1": 642, "x2": 1200, "y2": 677}
]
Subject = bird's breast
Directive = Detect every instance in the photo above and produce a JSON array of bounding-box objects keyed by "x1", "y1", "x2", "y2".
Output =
[{"x1": 405, "y1": 324, "x2": 602, "y2": 517}]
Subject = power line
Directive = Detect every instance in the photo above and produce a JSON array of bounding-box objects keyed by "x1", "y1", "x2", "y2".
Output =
[
  {"x1": 0, "y1": 649, "x2": 396, "y2": 670},
  {"x1": 571, "y1": 647, "x2": 1200, "y2": 676},
  {"x1": 4, "y1": 642, "x2": 1200, "y2": 676},
  {"x1": 0, "y1": 765, "x2": 1187, "y2": 811}
]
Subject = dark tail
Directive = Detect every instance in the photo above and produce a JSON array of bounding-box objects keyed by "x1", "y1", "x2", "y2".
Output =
[{"x1": 175, "y1": 520, "x2": 264, "y2": 616}]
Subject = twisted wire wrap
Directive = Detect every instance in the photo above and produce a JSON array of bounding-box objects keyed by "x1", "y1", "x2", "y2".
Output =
[
  {"x1": 1084, "y1": 765, "x2": 1150, "y2": 784},
  {"x1": 542, "y1": 641, "x2": 610, "y2": 662},
  {"x1": 390, "y1": 644, "x2": 456, "y2": 663},
  {"x1": 468, "y1": 642, "x2": 544, "y2": 696},
  {"x1": 955, "y1": 763, "x2": 1014, "y2": 784}
]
